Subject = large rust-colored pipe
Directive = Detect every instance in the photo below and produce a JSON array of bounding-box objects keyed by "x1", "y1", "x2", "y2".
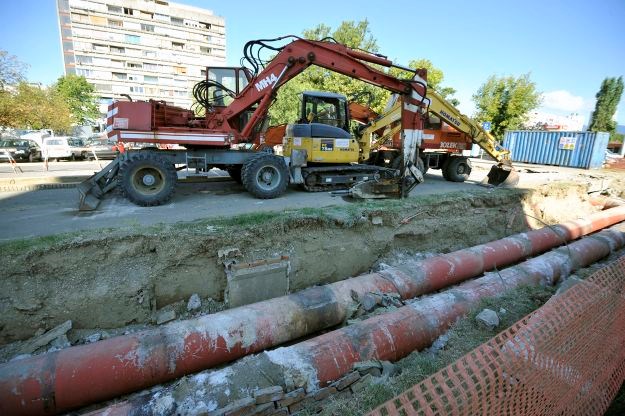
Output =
[
  {"x1": 90, "y1": 225, "x2": 625, "y2": 414},
  {"x1": 1, "y1": 207, "x2": 625, "y2": 415}
]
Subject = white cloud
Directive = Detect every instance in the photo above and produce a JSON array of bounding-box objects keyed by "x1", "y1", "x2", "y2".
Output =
[{"x1": 540, "y1": 90, "x2": 585, "y2": 112}]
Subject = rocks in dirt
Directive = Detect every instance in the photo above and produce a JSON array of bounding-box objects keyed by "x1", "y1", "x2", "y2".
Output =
[
  {"x1": 335, "y1": 371, "x2": 360, "y2": 391},
  {"x1": 381, "y1": 361, "x2": 399, "y2": 377},
  {"x1": 17, "y1": 320, "x2": 72, "y2": 354},
  {"x1": 156, "y1": 309, "x2": 176, "y2": 325},
  {"x1": 361, "y1": 293, "x2": 379, "y2": 312},
  {"x1": 353, "y1": 360, "x2": 383, "y2": 377},
  {"x1": 187, "y1": 294, "x2": 202, "y2": 312},
  {"x1": 50, "y1": 334, "x2": 71, "y2": 349},
  {"x1": 499, "y1": 308, "x2": 507, "y2": 315},
  {"x1": 476, "y1": 308, "x2": 500, "y2": 330},
  {"x1": 218, "y1": 247, "x2": 242, "y2": 263},
  {"x1": 277, "y1": 388, "x2": 306, "y2": 408},
  {"x1": 371, "y1": 216, "x2": 383, "y2": 225},
  {"x1": 85, "y1": 333, "x2": 102, "y2": 343}
]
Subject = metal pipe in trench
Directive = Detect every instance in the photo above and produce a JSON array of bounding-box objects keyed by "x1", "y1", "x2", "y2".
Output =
[
  {"x1": 1, "y1": 207, "x2": 625, "y2": 415},
  {"x1": 91, "y1": 225, "x2": 625, "y2": 415}
]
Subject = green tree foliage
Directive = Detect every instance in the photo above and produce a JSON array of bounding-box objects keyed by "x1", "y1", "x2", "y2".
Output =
[
  {"x1": 53, "y1": 74, "x2": 99, "y2": 125},
  {"x1": 268, "y1": 20, "x2": 457, "y2": 124},
  {"x1": 0, "y1": 82, "x2": 71, "y2": 131},
  {"x1": 0, "y1": 50, "x2": 27, "y2": 89},
  {"x1": 588, "y1": 76, "x2": 623, "y2": 140},
  {"x1": 472, "y1": 73, "x2": 541, "y2": 139}
]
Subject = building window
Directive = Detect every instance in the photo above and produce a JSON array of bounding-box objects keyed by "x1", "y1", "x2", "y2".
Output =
[
  {"x1": 174, "y1": 90, "x2": 187, "y2": 97},
  {"x1": 200, "y1": 22, "x2": 211, "y2": 30},
  {"x1": 108, "y1": 19, "x2": 123, "y2": 28},
  {"x1": 140, "y1": 11, "x2": 154, "y2": 19},
  {"x1": 170, "y1": 17, "x2": 183, "y2": 26},
  {"x1": 110, "y1": 46, "x2": 125, "y2": 54},
  {"x1": 141, "y1": 24, "x2": 155, "y2": 32},
  {"x1": 201, "y1": 69, "x2": 207, "y2": 77},
  {"x1": 125, "y1": 35, "x2": 141, "y2": 44},
  {"x1": 154, "y1": 13, "x2": 169, "y2": 22},
  {"x1": 173, "y1": 66, "x2": 187, "y2": 75},
  {"x1": 76, "y1": 69, "x2": 93, "y2": 77},
  {"x1": 200, "y1": 46, "x2": 211, "y2": 55},
  {"x1": 123, "y1": 7, "x2": 133, "y2": 15},
  {"x1": 127, "y1": 62, "x2": 142, "y2": 69},
  {"x1": 95, "y1": 84, "x2": 113, "y2": 92},
  {"x1": 144, "y1": 76, "x2": 158, "y2": 84},
  {"x1": 128, "y1": 74, "x2": 141, "y2": 81},
  {"x1": 76, "y1": 55, "x2": 93, "y2": 65},
  {"x1": 142, "y1": 50, "x2": 157, "y2": 58},
  {"x1": 129, "y1": 86, "x2": 144, "y2": 93},
  {"x1": 171, "y1": 42, "x2": 184, "y2": 50},
  {"x1": 143, "y1": 63, "x2": 158, "y2": 71},
  {"x1": 107, "y1": 5, "x2": 122, "y2": 13},
  {"x1": 112, "y1": 72, "x2": 127, "y2": 80}
]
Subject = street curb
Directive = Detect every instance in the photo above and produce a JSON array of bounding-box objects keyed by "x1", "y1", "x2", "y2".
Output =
[{"x1": 0, "y1": 175, "x2": 234, "y2": 192}]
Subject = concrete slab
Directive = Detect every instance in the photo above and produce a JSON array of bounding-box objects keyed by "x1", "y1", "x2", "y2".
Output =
[{"x1": 226, "y1": 257, "x2": 290, "y2": 307}]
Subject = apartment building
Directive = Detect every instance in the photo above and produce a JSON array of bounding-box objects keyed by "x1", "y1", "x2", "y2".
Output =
[{"x1": 56, "y1": 0, "x2": 226, "y2": 122}]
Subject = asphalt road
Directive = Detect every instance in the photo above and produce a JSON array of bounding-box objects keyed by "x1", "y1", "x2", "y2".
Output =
[{"x1": 0, "y1": 158, "x2": 612, "y2": 241}]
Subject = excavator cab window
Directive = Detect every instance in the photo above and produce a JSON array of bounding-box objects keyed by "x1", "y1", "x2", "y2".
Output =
[
  {"x1": 300, "y1": 92, "x2": 349, "y2": 133},
  {"x1": 206, "y1": 67, "x2": 250, "y2": 106}
]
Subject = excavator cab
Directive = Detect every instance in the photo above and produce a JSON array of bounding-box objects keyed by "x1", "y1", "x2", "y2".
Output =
[{"x1": 299, "y1": 91, "x2": 350, "y2": 132}]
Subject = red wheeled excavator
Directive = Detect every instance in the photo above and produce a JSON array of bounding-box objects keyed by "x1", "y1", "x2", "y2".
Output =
[{"x1": 78, "y1": 36, "x2": 430, "y2": 209}]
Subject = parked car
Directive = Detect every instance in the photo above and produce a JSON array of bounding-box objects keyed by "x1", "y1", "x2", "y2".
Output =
[
  {"x1": 68, "y1": 137, "x2": 90, "y2": 160},
  {"x1": 0, "y1": 138, "x2": 42, "y2": 162},
  {"x1": 42, "y1": 137, "x2": 73, "y2": 161},
  {"x1": 85, "y1": 138, "x2": 119, "y2": 160}
]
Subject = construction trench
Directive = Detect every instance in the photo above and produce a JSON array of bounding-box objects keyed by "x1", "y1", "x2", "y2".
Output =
[{"x1": 1, "y1": 182, "x2": 625, "y2": 415}]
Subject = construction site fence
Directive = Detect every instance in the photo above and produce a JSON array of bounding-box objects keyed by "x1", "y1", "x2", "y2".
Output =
[{"x1": 370, "y1": 255, "x2": 625, "y2": 416}]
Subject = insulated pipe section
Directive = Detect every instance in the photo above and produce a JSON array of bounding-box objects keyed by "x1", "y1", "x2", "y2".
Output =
[
  {"x1": 91, "y1": 225, "x2": 625, "y2": 414},
  {"x1": 2, "y1": 207, "x2": 625, "y2": 415}
]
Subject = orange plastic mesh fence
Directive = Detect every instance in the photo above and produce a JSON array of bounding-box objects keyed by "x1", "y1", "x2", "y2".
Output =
[{"x1": 369, "y1": 255, "x2": 625, "y2": 416}]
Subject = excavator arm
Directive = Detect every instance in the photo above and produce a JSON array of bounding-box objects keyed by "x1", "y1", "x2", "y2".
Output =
[
  {"x1": 209, "y1": 37, "x2": 428, "y2": 143},
  {"x1": 424, "y1": 88, "x2": 511, "y2": 163}
]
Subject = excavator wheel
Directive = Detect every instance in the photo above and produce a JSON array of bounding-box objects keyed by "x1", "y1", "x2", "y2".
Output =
[
  {"x1": 118, "y1": 153, "x2": 177, "y2": 206},
  {"x1": 241, "y1": 154, "x2": 288, "y2": 199},
  {"x1": 442, "y1": 156, "x2": 472, "y2": 182}
]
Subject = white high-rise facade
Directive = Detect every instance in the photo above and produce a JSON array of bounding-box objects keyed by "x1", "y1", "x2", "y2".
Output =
[{"x1": 56, "y1": 0, "x2": 226, "y2": 121}]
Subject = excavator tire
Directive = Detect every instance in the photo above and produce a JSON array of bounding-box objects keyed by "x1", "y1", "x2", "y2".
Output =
[
  {"x1": 118, "y1": 153, "x2": 177, "y2": 206},
  {"x1": 242, "y1": 153, "x2": 288, "y2": 199},
  {"x1": 443, "y1": 156, "x2": 472, "y2": 182}
]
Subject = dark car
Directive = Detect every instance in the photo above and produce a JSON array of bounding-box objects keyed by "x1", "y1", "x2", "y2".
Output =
[
  {"x1": 84, "y1": 138, "x2": 119, "y2": 160},
  {"x1": 0, "y1": 138, "x2": 42, "y2": 162}
]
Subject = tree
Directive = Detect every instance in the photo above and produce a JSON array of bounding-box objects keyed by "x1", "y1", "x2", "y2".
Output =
[
  {"x1": 268, "y1": 20, "x2": 458, "y2": 124},
  {"x1": 53, "y1": 74, "x2": 99, "y2": 125},
  {"x1": 472, "y1": 73, "x2": 541, "y2": 139},
  {"x1": 588, "y1": 76, "x2": 623, "y2": 140},
  {"x1": 0, "y1": 82, "x2": 71, "y2": 132},
  {"x1": 0, "y1": 50, "x2": 27, "y2": 89}
]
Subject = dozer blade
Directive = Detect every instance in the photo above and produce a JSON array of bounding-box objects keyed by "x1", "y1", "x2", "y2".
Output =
[
  {"x1": 482, "y1": 162, "x2": 519, "y2": 187},
  {"x1": 77, "y1": 158, "x2": 121, "y2": 211}
]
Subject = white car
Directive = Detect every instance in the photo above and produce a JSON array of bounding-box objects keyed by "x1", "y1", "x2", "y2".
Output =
[{"x1": 42, "y1": 137, "x2": 73, "y2": 160}]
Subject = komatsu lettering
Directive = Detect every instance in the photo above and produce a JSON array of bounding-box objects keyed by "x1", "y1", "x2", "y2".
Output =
[
  {"x1": 255, "y1": 73, "x2": 279, "y2": 91},
  {"x1": 439, "y1": 109, "x2": 461, "y2": 127}
]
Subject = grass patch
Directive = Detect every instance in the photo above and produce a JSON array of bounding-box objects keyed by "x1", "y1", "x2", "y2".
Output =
[{"x1": 307, "y1": 284, "x2": 555, "y2": 416}]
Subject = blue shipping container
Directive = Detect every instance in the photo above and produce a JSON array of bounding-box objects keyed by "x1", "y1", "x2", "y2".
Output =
[{"x1": 502, "y1": 130, "x2": 610, "y2": 169}]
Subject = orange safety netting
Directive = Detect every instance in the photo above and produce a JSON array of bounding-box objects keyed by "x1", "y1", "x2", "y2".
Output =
[{"x1": 369, "y1": 255, "x2": 625, "y2": 416}]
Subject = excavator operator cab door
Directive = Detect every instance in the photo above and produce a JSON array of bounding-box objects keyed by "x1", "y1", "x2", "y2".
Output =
[{"x1": 300, "y1": 91, "x2": 350, "y2": 133}]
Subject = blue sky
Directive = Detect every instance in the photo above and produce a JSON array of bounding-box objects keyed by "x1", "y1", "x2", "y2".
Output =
[{"x1": 1, "y1": 0, "x2": 624, "y2": 124}]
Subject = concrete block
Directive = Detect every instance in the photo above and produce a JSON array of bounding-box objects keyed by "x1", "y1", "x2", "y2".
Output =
[
  {"x1": 227, "y1": 257, "x2": 290, "y2": 307},
  {"x1": 254, "y1": 386, "x2": 284, "y2": 404},
  {"x1": 475, "y1": 308, "x2": 500, "y2": 330},
  {"x1": 277, "y1": 388, "x2": 305, "y2": 408},
  {"x1": 336, "y1": 371, "x2": 360, "y2": 391},
  {"x1": 312, "y1": 386, "x2": 337, "y2": 401}
]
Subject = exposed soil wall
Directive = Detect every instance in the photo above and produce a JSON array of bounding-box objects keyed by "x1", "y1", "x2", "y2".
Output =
[{"x1": 0, "y1": 184, "x2": 597, "y2": 345}]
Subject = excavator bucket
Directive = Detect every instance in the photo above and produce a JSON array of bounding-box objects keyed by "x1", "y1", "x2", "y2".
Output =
[
  {"x1": 482, "y1": 162, "x2": 519, "y2": 187},
  {"x1": 78, "y1": 158, "x2": 121, "y2": 211}
]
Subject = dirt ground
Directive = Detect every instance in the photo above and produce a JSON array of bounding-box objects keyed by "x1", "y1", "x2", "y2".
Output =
[{"x1": 0, "y1": 181, "x2": 611, "y2": 356}]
